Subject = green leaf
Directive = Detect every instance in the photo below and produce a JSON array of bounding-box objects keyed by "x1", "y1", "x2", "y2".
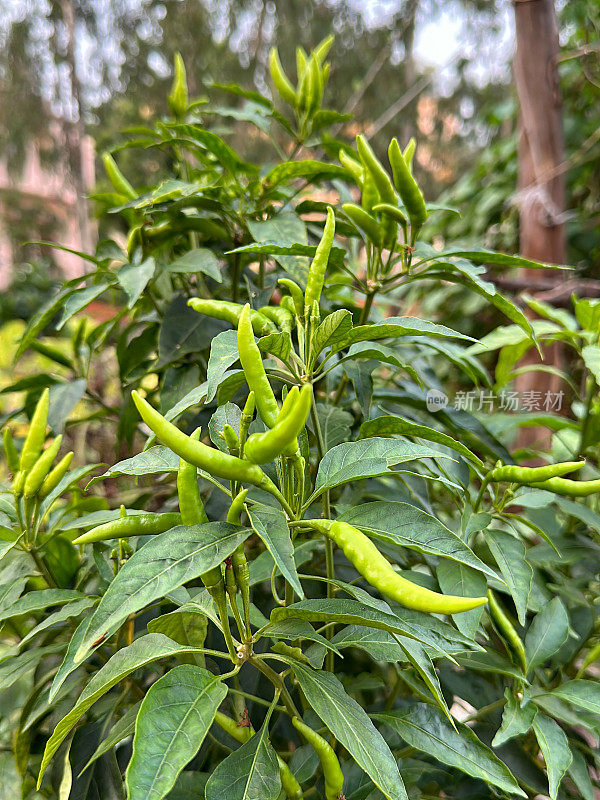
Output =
[
  {"x1": 312, "y1": 309, "x2": 353, "y2": 357},
  {"x1": 39, "y1": 634, "x2": 210, "y2": 786},
  {"x1": 87, "y1": 446, "x2": 179, "y2": 486},
  {"x1": 248, "y1": 504, "x2": 303, "y2": 599},
  {"x1": 341, "y1": 501, "x2": 495, "y2": 577},
  {"x1": 207, "y1": 330, "x2": 239, "y2": 402},
  {"x1": 436, "y1": 561, "x2": 487, "y2": 639},
  {"x1": 18, "y1": 597, "x2": 97, "y2": 649},
  {"x1": 247, "y1": 212, "x2": 309, "y2": 283},
  {"x1": 281, "y1": 661, "x2": 407, "y2": 800},
  {"x1": 0, "y1": 644, "x2": 64, "y2": 692},
  {"x1": 582, "y1": 345, "x2": 600, "y2": 386},
  {"x1": 525, "y1": 597, "x2": 569, "y2": 673},
  {"x1": 330, "y1": 625, "x2": 408, "y2": 663},
  {"x1": 492, "y1": 691, "x2": 537, "y2": 747},
  {"x1": 486, "y1": 531, "x2": 532, "y2": 625},
  {"x1": 315, "y1": 404, "x2": 353, "y2": 450},
  {"x1": 398, "y1": 638, "x2": 452, "y2": 721},
  {"x1": 167, "y1": 248, "x2": 222, "y2": 281},
  {"x1": 547, "y1": 679, "x2": 600, "y2": 716},
  {"x1": 418, "y1": 248, "x2": 569, "y2": 271},
  {"x1": 0, "y1": 589, "x2": 86, "y2": 623},
  {"x1": 158, "y1": 295, "x2": 226, "y2": 367},
  {"x1": 264, "y1": 159, "x2": 349, "y2": 186},
  {"x1": 260, "y1": 618, "x2": 342, "y2": 657},
  {"x1": 164, "y1": 126, "x2": 249, "y2": 174},
  {"x1": 567, "y1": 748, "x2": 594, "y2": 800},
  {"x1": 270, "y1": 598, "x2": 453, "y2": 656},
  {"x1": 147, "y1": 607, "x2": 208, "y2": 665},
  {"x1": 376, "y1": 704, "x2": 526, "y2": 797},
  {"x1": 343, "y1": 316, "x2": 475, "y2": 349},
  {"x1": 209, "y1": 402, "x2": 242, "y2": 451},
  {"x1": 456, "y1": 651, "x2": 525, "y2": 682},
  {"x1": 422, "y1": 260, "x2": 535, "y2": 338},
  {"x1": 532, "y1": 714, "x2": 572, "y2": 800},
  {"x1": 359, "y1": 416, "x2": 482, "y2": 466},
  {"x1": 336, "y1": 342, "x2": 422, "y2": 387},
  {"x1": 15, "y1": 285, "x2": 79, "y2": 361},
  {"x1": 48, "y1": 379, "x2": 87, "y2": 433},
  {"x1": 117, "y1": 258, "x2": 155, "y2": 308},
  {"x1": 80, "y1": 702, "x2": 141, "y2": 774},
  {"x1": 56, "y1": 284, "x2": 110, "y2": 329},
  {"x1": 75, "y1": 523, "x2": 251, "y2": 661},
  {"x1": 258, "y1": 330, "x2": 292, "y2": 362},
  {"x1": 126, "y1": 665, "x2": 227, "y2": 800},
  {"x1": 311, "y1": 438, "x2": 454, "y2": 499},
  {"x1": 204, "y1": 720, "x2": 281, "y2": 800}
]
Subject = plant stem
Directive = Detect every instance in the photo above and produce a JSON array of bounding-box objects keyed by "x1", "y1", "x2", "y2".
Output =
[{"x1": 251, "y1": 658, "x2": 301, "y2": 719}]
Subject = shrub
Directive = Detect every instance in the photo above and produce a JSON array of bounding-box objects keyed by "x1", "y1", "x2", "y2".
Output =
[{"x1": 2, "y1": 38, "x2": 599, "y2": 800}]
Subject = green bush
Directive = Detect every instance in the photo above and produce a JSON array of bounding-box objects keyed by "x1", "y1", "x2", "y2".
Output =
[{"x1": 2, "y1": 38, "x2": 600, "y2": 800}]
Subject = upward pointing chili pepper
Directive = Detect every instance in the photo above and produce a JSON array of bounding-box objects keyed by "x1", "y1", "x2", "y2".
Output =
[
  {"x1": 19, "y1": 388, "x2": 49, "y2": 472},
  {"x1": 304, "y1": 207, "x2": 335, "y2": 313},
  {"x1": 244, "y1": 384, "x2": 312, "y2": 465}
]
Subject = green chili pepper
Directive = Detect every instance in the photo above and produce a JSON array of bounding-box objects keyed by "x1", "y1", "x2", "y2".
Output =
[
  {"x1": 20, "y1": 388, "x2": 49, "y2": 472},
  {"x1": 238, "y1": 393, "x2": 255, "y2": 457},
  {"x1": 12, "y1": 471, "x2": 26, "y2": 497},
  {"x1": 259, "y1": 305, "x2": 294, "y2": 332},
  {"x1": 280, "y1": 295, "x2": 297, "y2": 318},
  {"x1": 268, "y1": 47, "x2": 297, "y2": 107},
  {"x1": 214, "y1": 712, "x2": 301, "y2": 799},
  {"x1": 188, "y1": 298, "x2": 276, "y2": 336},
  {"x1": 23, "y1": 435, "x2": 62, "y2": 498},
  {"x1": 131, "y1": 390, "x2": 278, "y2": 495},
  {"x1": 237, "y1": 305, "x2": 279, "y2": 428},
  {"x1": 310, "y1": 519, "x2": 487, "y2": 614},
  {"x1": 167, "y1": 52, "x2": 188, "y2": 119},
  {"x1": 39, "y1": 451, "x2": 73, "y2": 499},
  {"x1": 342, "y1": 203, "x2": 382, "y2": 247},
  {"x1": 227, "y1": 489, "x2": 251, "y2": 638},
  {"x1": 403, "y1": 137, "x2": 416, "y2": 171},
  {"x1": 222, "y1": 424, "x2": 240, "y2": 457},
  {"x1": 356, "y1": 134, "x2": 397, "y2": 206},
  {"x1": 73, "y1": 512, "x2": 182, "y2": 545},
  {"x1": 361, "y1": 170, "x2": 380, "y2": 214},
  {"x1": 292, "y1": 716, "x2": 344, "y2": 800},
  {"x1": 244, "y1": 384, "x2": 312, "y2": 465},
  {"x1": 278, "y1": 279, "x2": 305, "y2": 319},
  {"x1": 577, "y1": 640, "x2": 600, "y2": 678},
  {"x1": 307, "y1": 54, "x2": 322, "y2": 114},
  {"x1": 3, "y1": 429, "x2": 19, "y2": 473},
  {"x1": 388, "y1": 138, "x2": 428, "y2": 239},
  {"x1": 528, "y1": 476, "x2": 600, "y2": 496},
  {"x1": 487, "y1": 589, "x2": 527, "y2": 674},
  {"x1": 276, "y1": 386, "x2": 300, "y2": 423},
  {"x1": 177, "y1": 430, "x2": 209, "y2": 525},
  {"x1": 313, "y1": 35, "x2": 334, "y2": 65},
  {"x1": 339, "y1": 149, "x2": 364, "y2": 184},
  {"x1": 102, "y1": 153, "x2": 137, "y2": 200},
  {"x1": 489, "y1": 461, "x2": 585, "y2": 484},
  {"x1": 304, "y1": 206, "x2": 335, "y2": 312},
  {"x1": 372, "y1": 202, "x2": 407, "y2": 226},
  {"x1": 296, "y1": 47, "x2": 308, "y2": 80}
]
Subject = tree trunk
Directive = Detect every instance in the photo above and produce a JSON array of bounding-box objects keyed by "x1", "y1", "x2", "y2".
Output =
[
  {"x1": 59, "y1": 0, "x2": 95, "y2": 257},
  {"x1": 513, "y1": 0, "x2": 566, "y2": 452}
]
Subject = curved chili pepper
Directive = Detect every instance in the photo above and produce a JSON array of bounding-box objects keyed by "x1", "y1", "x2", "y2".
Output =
[
  {"x1": 237, "y1": 304, "x2": 279, "y2": 428},
  {"x1": 188, "y1": 298, "x2": 276, "y2": 336},
  {"x1": 292, "y1": 716, "x2": 344, "y2": 800},
  {"x1": 244, "y1": 384, "x2": 311, "y2": 465},
  {"x1": 310, "y1": 519, "x2": 487, "y2": 614}
]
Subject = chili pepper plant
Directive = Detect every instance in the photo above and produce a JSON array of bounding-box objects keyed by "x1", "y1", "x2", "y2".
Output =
[{"x1": 2, "y1": 38, "x2": 600, "y2": 800}]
